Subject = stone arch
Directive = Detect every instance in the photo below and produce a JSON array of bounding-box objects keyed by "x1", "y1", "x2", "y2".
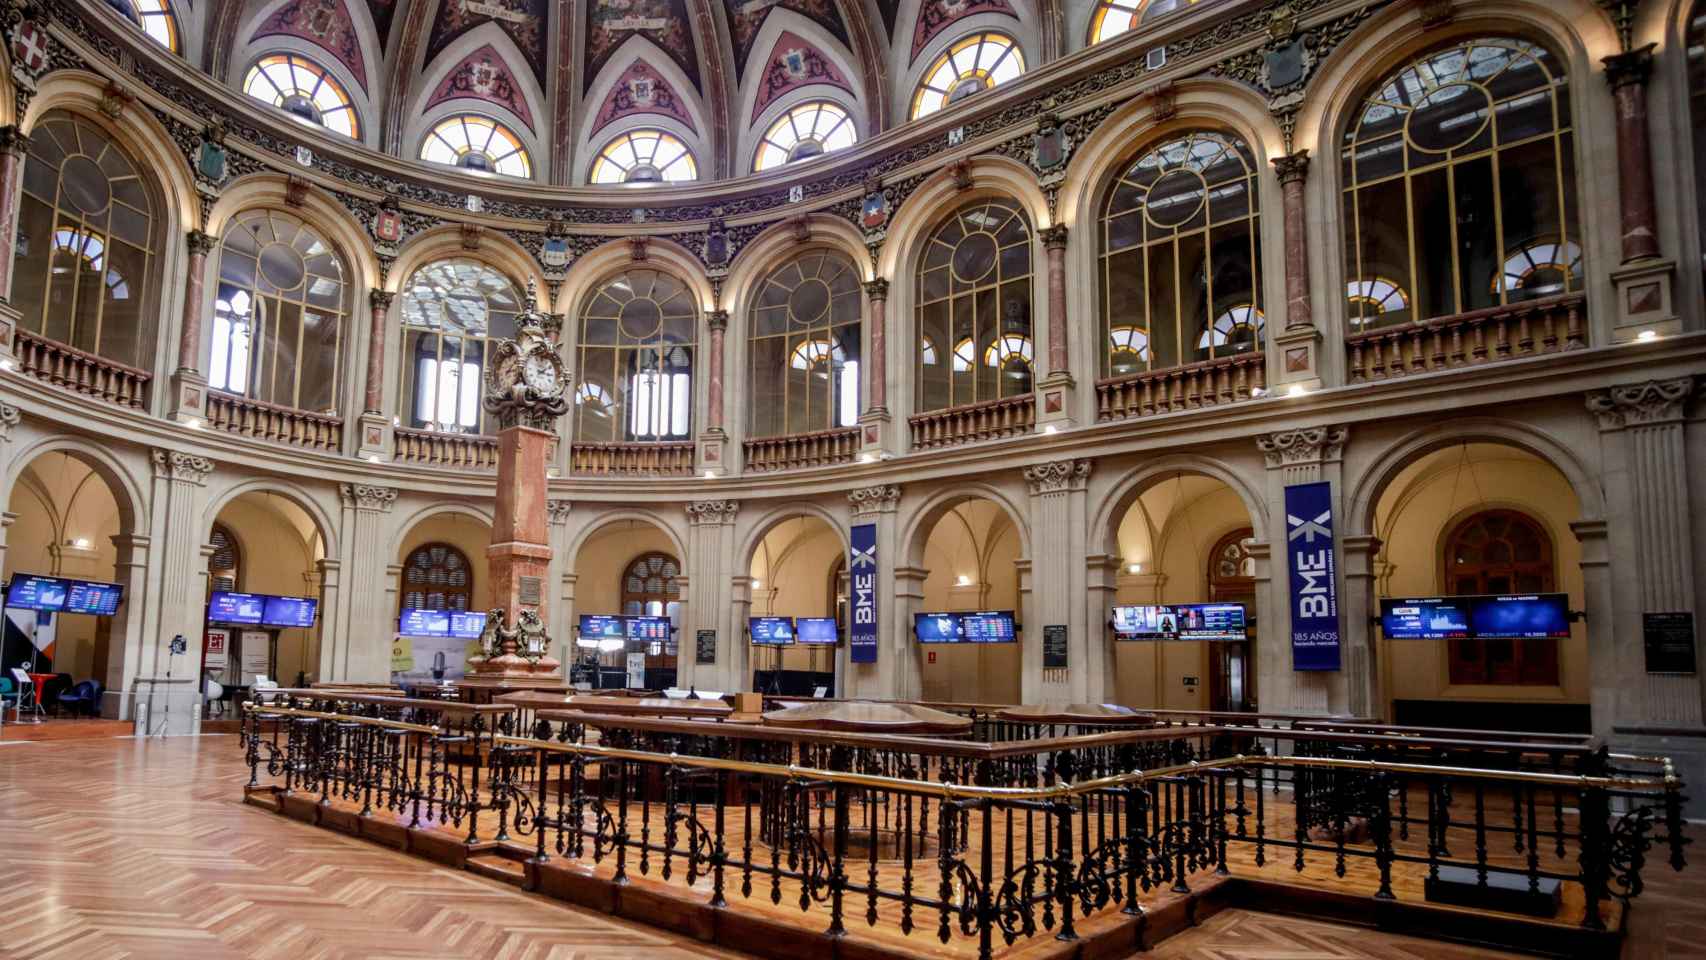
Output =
[
  {"x1": 565, "y1": 508, "x2": 691, "y2": 565},
  {"x1": 200, "y1": 476, "x2": 341, "y2": 559},
  {"x1": 205, "y1": 174, "x2": 382, "y2": 294},
  {"x1": 1, "y1": 436, "x2": 148, "y2": 537},
  {"x1": 736, "y1": 501, "x2": 851, "y2": 575},
  {"x1": 899, "y1": 480, "x2": 1032, "y2": 568},
  {"x1": 576, "y1": 35, "x2": 713, "y2": 184},
  {"x1": 388, "y1": 223, "x2": 547, "y2": 298},
  {"x1": 1090, "y1": 454, "x2": 1270, "y2": 559}
]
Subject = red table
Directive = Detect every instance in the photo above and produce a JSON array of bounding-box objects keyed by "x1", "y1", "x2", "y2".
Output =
[{"x1": 26, "y1": 672, "x2": 54, "y2": 706}]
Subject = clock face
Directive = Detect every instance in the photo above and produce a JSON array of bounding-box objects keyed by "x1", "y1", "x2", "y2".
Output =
[{"x1": 523, "y1": 353, "x2": 559, "y2": 394}]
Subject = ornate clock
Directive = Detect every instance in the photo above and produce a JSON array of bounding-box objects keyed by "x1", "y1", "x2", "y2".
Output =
[{"x1": 483, "y1": 282, "x2": 571, "y2": 430}]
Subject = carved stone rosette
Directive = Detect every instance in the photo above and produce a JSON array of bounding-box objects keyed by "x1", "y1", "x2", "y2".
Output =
[
  {"x1": 1586, "y1": 377, "x2": 1694, "y2": 429},
  {"x1": 339, "y1": 482, "x2": 398, "y2": 512},
  {"x1": 847, "y1": 484, "x2": 901, "y2": 516},
  {"x1": 685, "y1": 499, "x2": 740, "y2": 526},
  {"x1": 1023, "y1": 459, "x2": 1091, "y2": 495},
  {"x1": 1257, "y1": 425, "x2": 1348, "y2": 467},
  {"x1": 151, "y1": 449, "x2": 214, "y2": 485}
]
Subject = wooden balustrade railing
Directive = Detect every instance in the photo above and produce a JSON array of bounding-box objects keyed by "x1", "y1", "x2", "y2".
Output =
[
  {"x1": 392, "y1": 426, "x2": 499, "y2": 470},
  {"x1": 908, "y1": 393, "x2": 1035, "y2": 449},
  {"x1": 570, "y1": 440, "x2": 695, "y2": 476},
  {"x1": 11, "y1": 328, "x2": 151, "y2": 409},
  {"x1": 204, "y1": 390, "x2": 343, "y2": 452},
  {"x1": 1346, "y1": 293, "x2": 1586, "y2": 382},
  {"x1": 1095, "y1": 351, "x2": 1265, "y2": 422},
  {"x1": 743, "y1": 426, "x2": 860, "y2": 472}
]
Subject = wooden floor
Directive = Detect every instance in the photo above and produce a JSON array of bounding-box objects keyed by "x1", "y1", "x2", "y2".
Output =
[
  {"x1": 1141, "y1": 909, "x2": 1530, "y2": 958},
  {"x1": 0, "y1": 717, "x2": 134, "y2": 741}
]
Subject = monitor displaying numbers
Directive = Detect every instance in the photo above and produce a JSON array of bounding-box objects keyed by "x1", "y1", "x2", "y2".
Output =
[
  {"x1": 399, "y1": 608, "x2": 452, "y2": 637},
  {"x1": 960, "y1": 611, "x2": 1017, "y2": 643},
  {"x1": 1174, "y1": 603, "x2": 1246, "y2": 641},
  {"x1": 261, "y1": 595, "x2": 319, "y2": 628},
  {"x1": 1379, "y1": 597, "x2": 1473, "y2": 639},
  {"x1": 796, "y1": 617, "x2": 839, "y2": 645},
  {"x1": 1379, "y1": 593, "x2": 1569, "y2": 640},
  {"x1": 6, "y1": 575, "x2": 126, "y2": 615},
  {"x1": 749, "y1": 617, "x2": 795, "y2": 645},
  {"x1": 209, "y1": 591, "x2": 266, "y2": 625},
  {"x1": 627, "y1": 616, "x2": 672, "y2": 642},
  {"x1": 449, "y1": 611, "x2": 488, "y2": 639},
  {"x1": 913, "y1": 613, "x2": 962, "y2": 643}
]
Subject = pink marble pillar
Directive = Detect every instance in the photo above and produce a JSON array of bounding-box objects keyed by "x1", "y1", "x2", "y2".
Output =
[
  {"x1": 863, "y1": 279, "x2": 888, "y2": 411},
  {"x1": 706, "y1": 309, "x2": 727, "y2": 431},
  {"x1": 0, "y1": 126, "x2": 29, "y2": 302},
  {"x1": 1271, "y1": 150, "x2": 1313, "y2": 330},
  {"x1": 1040, "y1": 225, "x2": 1069, "y2": 375},
  {"x1": 364, "y1": 289, "x2": 394, "y2": 414},
  {"x1": 176, "y1": 230, "x2": 216, "y2": 374},
  {"x1": 1605, "y1": 46, "x2": 1660, "y2": 263}
]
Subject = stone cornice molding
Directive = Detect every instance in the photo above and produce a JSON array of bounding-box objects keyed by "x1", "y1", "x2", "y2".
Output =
[
  {"x1": 1602, "y1": 42, "x2": 1655, "y2": 90},
  {"x1": 1257, "y1": 425, "x2": 1347, "y2": 467},
  {"x1": 706, "y1": 310, "x2": 729, "y2": 332},
  {"x1": 150, "y1": 448, "x2": 214, "y2": 484},
  {"x1": 685, "y1": 499, "x2": 739, "y2": 525},
  {"x1": 1023, "y1": 458, "x2": 1091, "y2": 495},
  {"x1": 369, "y1": 288, "x2": 396, "y2": 311},
  {"x1": 185, "y1": 229, "x2": 217, "y2": 257},
  {"x1": 863, "y1": 278, "x2": 889, "y2": 301},
  {"x1": 0, "y1": 400, "x2": 18, "y2": 441},
  {"x1": 1586, "y1": 377, "x2": 1693, "y2": 429},
  {"x1": 339, "y1": 482, "x2": 399, "y2": 512},
  {"x1": 847, "y1": 484, "x2": 901, "y2": 516},
  {"x1": 546, "y1": 499, "x2": 573, "y2": 525},
  {"x1": 1039, "y1": 224, "x2": 1069, "y2": 249},
  {"x1": 1271, "y1": 149, "x2": 1310, "y2": 184}
]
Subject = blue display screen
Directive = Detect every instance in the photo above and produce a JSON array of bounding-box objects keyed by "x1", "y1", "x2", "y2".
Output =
[
  {"x1": 449, "y1": 611, "x2": 487, "y2": 639},
  {"x1": 627, "y1": 616, "x2": 672, "y2": 641},
  {"x1": 209, "y1": 591, "x2": 266, "y2": 625},
  {"x1": 749, "y1": 617, "x2": 795, "y2": 645},
  {"x1": 914, "y1": 612, "x2": 962, "y2": 643},
  {"x1": 399, "y1": 609, "x2": 452, "y2": 637},
  {"x1": 960, "y1": 611, "x2": 1017, "y2": 643},
  {"x1": 796, "y1": 617, "x2": 839, "y2": 644},
  {"x1": 1112, "y1": 605, "x2": 1176, "y2": 640},
  {"x1": 1470, "y1": 594, "x2": 1570, "y2": 639},
  {"x1": 5, "y1": 575, "x2": 69, "y2": 612},
  {"x1": 261, "y1": 595, "x2": 318, "y2": 628},
  {"x1": 1175, "y1": 603, "x2": 1247, "y2": 641},
  {"x1": 1380, "y1": 597, "x2": 1473, "y2": 639},
  {"x1": 579, "y1": 615, "x2": 627, "y2": 639}
]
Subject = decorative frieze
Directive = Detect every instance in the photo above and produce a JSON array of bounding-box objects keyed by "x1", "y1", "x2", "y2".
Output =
[
  {"x1": 0, "y1": 400, "x2": 18, "y2": 442},
  {"x1": 1023, "y1": 459, "x2": 1092, "y2": 495},
  {"x1": 685, "y1": 499, "x2": 739, "y2": 525},
  {"x1": 339, "y1": 482, "x2": 398, "y2": 512},
  {"x1": 847, "y1": 484, "x2": 901, "y2": 516},
  {"x1": 546, "y1": 499, "x2": 574, "y2": 525},
  {"x1": 1257, "y1": 425, "x2": 1348, "y2": 467},
  {"x1": 1586, "y1": 377, "x2": 1694, "y2": 429},
  {"x1": 150, "y1": 449, "x2": 214, "y2": 484}
]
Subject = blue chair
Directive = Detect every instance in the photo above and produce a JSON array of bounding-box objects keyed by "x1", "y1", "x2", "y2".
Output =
[{"x1": 57, "y1": 679, "x2": 102, "y2": 718}]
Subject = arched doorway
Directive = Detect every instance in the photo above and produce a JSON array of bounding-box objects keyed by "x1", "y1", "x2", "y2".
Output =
[
  {"x1": 748, "y1": 515, "x2": 844, "y2": 696},
  {"x1": 205, "y1": 490, "x2": 327, "y2": 691},
  {"x1": 391, "y1": 511, "x2": 492, "y2": 687},
  {"x1": 571, "y1": 517, "x2": 685, "y2": 689},
  {"x1": 913, "y1": 498, "x2": 1024, "y2": 705}
]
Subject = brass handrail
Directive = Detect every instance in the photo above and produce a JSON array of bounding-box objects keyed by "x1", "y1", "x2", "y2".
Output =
[{"x1": 244, "y1": 701, "x2": 443, "y2": 735}]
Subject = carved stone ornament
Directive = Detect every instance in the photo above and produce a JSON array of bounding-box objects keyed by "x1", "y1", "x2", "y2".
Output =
[
  {"x1": 1030, "y1": 113, "x2": 1072, "y2": 175},
  {"x1": 546, "y1": 499, "x2": 574, "y2": 525},
  {"x1": 513, "y1": 608, "x2": 549, "y2": 661},
  {"x1": 483, "y1": 280, "x2": 571, "y2": 431},
  {"x1": 151, "y1": 449, "x2": 215, "y2": 484},
  {"x1": 0, "y1": 400, "x2": 19, "y2": 442},
  {"x1": 477, "y1": 607, "x2": 508, "y2": 659},
  {"x1": 1586, "y1": 377, "x2": 1694, "y2": 429},
  {"x1": 1257, "y1": 425, "x2": 1348, "y2": 467},
  {"x1": 339, "y1": 482, "x2": 398, "y2": 511},
  {"x1": 1023, "y1": 459, "x2": 1092, "y2": 495},
  {"x1": 863, "y1": 278, "x2": 889, "y2": 300},
  {"x1": 847, "y1": 484, "x2": 901, "y2": 516},
  {"x1": 685, "y1": 499, "x2": 740, "y2": 525}
]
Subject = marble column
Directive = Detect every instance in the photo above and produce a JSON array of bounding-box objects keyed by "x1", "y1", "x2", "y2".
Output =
[
  {"x1": 334, "y1": 483, "x2": 398, "y2": 681},
  {"x1": 314, "y1": 558, "x2": 341, "y2": 685},
  {"x1": 176, "y1": 231, "x2": 216, "y2": 375},
  {"x1": 364, "y1": 289, "x2": 394, "y2": 414},
  {"x1": 859, "y1": 280, "x2": 890, "y2": 453},
  {"x1": 1022, "y1": 459, "x2": 1092, "y2": 702},
  {"x1": 1040, "y1": 225, "x2": 1069, "y2": 375},
  {"x1": 685, "y1": 500, "x2": 739, "y2": 690},
  {"x1": 1587, "y1": 378, "x2": 1700, "y2": 728},
  {"x1": 700, "y1": 311, "x2": 729, "y2": 473},
  {"x1": 0, "y1": 125, "x2": 29, "y2": 304},
  {"x1": 1604, "y1": 46, "x2": 1660, "y2": 263},
  {"x1": 141, "y1": 450, "x2": 214, "y2": 732},
  {"x1": 1272, "y1": 151, "x2": 1313, "y2": 329},
  {"x1": 846, "y1": 484, "x2": 905, "y2": 699}
]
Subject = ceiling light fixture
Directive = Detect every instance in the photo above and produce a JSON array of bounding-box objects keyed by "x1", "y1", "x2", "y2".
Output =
[
  {"x1": 1127, "y1": 562, "x2": 1142, "y2": 574},
  {"x1": 1637, "y1": 329, "x2": 1658, "y2": 342},
  {"x1": 1286, "y1": 383, "x2": 1307, "y2": 398}
]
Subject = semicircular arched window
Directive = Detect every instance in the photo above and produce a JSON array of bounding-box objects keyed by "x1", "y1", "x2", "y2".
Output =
[
  {"x1": 401, "y1": 542, "x2": 474, "y2": 613},
  {"x1": 1100, "y1": 130, "x2": 1261, "y2": 377},
  {"x1": 106, "y1": 0, "x2": 178, "y2": 52},
  {"x1": 1441, "y1": 508, "x2": 1558, "y2": 686},
  {"x1": 576, "y1": 269, "x2": 697, "y2": 441},
  {"x1": 1342, "y1": 38, "x2": 1578, "y2": 330},
  {"x1": 14, "y1": 112, "x2": 160, "y2": 369},
  {"x1": 754, "y1": 101, "x2": 857, "y2": 171},
  {"x1": 916, "y1": 198, "x2": 1033, "y2": 411},
  {"x1": 1090, "y1": 0, "x2": 1207, "y2": 42},
  {"x1": 211, "y1": 209, "x2": 349, "y2": 413},
  {"x1": 589, "y1": 130, "x2": 698, "y2": 184},
  {"x1": 747, "y1": 251, "x2": 862, "y2": 438},
  {"x1": 243, "y1": 54, "x2": 360, "y2": 139},
  {"x1": 397, "y1": 259, "x2": 523, "y2": 434},
  {"x1": 419, "y1": 115, "x2": 532, "y2": 178},
  {"x1": 911, "y1": 32, "x2": 1025, "y2": 119}
]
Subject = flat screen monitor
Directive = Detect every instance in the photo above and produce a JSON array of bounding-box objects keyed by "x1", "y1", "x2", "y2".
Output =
[
  {"x1": 796, "y1": 617, "x2": 839, "y2": 645},
  {"x1": 1112, "y1": 605, "x2": 1178, "y2": 640},
  {"x1": 6, "y1": 575, "x2": 70, "y2": 612},
  {"x1": 627, "y1": 616, "x2": 671, "y2": 642},
  {"x1": 1469, "y1": 593, "x2": 1570, "y2": 639},
  {"x1": 260, "y1": 595, "x2": 318, "y2": 628},
  {"x1": 1379, "y1": 597, "x2": 1473, "y2": 639},
  {"x1": 209, "y1": 591, "x2": 266, "y2": 625},
  {"x1": 960, "y1": 610, "x2": 1017, "y2": 643},
  {"x1": 578, "y1": 615, "x2": 627, "y2": 642},
  {"x1": 62, "y1": 579, "x2": 125, "y2": 615},
  {"x1": 448, "y1": 611, "x2": 487, "y2": 639},
  {"x1": 1175, "y1": 603, "x2": 1247, "y2": 641},
  {"x1": 913, "y1": 612, "x2": 962, "y2": 643},
  {"x1": 399, "y1": 608, "x2": 451, "y2": 637},
  {"x1": 749, "y1": 617, "x2": 795, "y2": 645}
]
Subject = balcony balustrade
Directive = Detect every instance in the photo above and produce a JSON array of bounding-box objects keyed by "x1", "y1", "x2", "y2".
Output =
[
  {"x1": 908, "y1": 394, "x2": 1035, "y2": 450},
  {"x1": 571, "y1": 441, "x2": 696, "y2": 477},
  {"x1": 1346, "y1": 294, "x2": 1586, "y2": 383},
  {"x1": 204, "y1": 390, "x2": 343, "y2": 452},
  {"x1": 13, "y1": 328, "x2": 151, "y2": 410},
  {"x1": 393, "y1": 426, "x2": 499, "y2": 471},
  {"x1": 743, "y1": 426, "x2": 860, "y2": 472},
  {"x1": 1096, "y1": 351, "x2": 1266, "y2": 422}
]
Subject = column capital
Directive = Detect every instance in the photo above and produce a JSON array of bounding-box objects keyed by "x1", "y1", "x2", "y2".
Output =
[
  {"x1": 686, "y1": 499, "x2": 739, "y2": 525},
  {"x1": 339, "y1": 482, "x2": 398, "y2": 512},
  {"x1": 546, "y1": 499, "x2": 573, "y2": 525},
  {"x1": 1022, "y1": 458, "x2": 1091, "y2": 495},
  {"x1": 0, "y1": 125, "x2": 29, "y2": 159},
  {"x1": 706, "y1": 309, "x2": 729, "y2": 332},
  {"x1": 0, "y1": 399, "x2": 17, "y2": 442},
  {"x1": 1039, "y1": 223, "x2": 1069, "y2": 249},
  {"x1": 1271, "y1": 149, "x2": 1311, "y2": 185},
  {"x1": 150, "y1": 448, "x2": 215, "y2": 485},
  {"x1": 1586, "y1": 376, "x2": 1693, "y2": 429},
  {"x1": 863, "y1": 277, "x2": 889, "y2": 300},
  {"x1": 847, "y1": 483, "x2": 901, "y2": 517},
  {"x1": 185, "y1": 230, "x2": 217, "y2": 257},
  {"x1": 1257, "y1": 425, "x2": 1348, "y2": 467},
  {"x1": 1602, "y1": 42, "x2": 1655, "y2": 91},
  {"x1": 369, "y1": 287, "x2": 396, "y2": 311}
]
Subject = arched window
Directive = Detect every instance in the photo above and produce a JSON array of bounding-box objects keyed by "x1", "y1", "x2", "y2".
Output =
[
  {"x1": 106, "y1": 0, "x2": 178, "y2": 52},
  {"x1": 1101, "y1": 131, "x2": 1260, "y2": 377},
  {"x1": 589, "y1": 130, "x2": 697, "y2": 184},
  {"x1": 13, "y1": 112, "x2": 159, "y2": 369},
  {"x1": 1342, "y1": 38, "x2": 1578, "y2": 330},
  {"x1": 1441, "y1": 509, "x2": 1559, "y2": 686},
  {"x1": 622, "y1": 552, "x2": 682, "y2": 657},
  {"x1": 211, "y1": 209, "x2": 349, "y2": 413},
  {"x1": 747, "y1": 252, "x2": 861, "y2": 438},
  {"x1": 398, "y1": 260, "x2": 522, "y2": 434},
  {"x1": 754, "y1": 101, "x2": 857, "y2": 171},
  {"x1": 1690, "y1": 3, "x2": 1706, "y2": 290},
  {"x1": 243, "y1": 54, "x2": 360, "y2": 138},
  {"x1": 419, "y1": 115, "x2": 531, "y2": 178},
  {"x1": 911, "y1": 32, "x2": 1025, "y2": 119},
  {"x1": 576, "y1": 269, "x2": 696, "y2": 442},
  {"x1": 916, "y1": 198, "x2": 1033, "y2": 411},
  {"x1": 208, "y1": 523, "x2": 242, "y2": 592},
  {"x1": 400, "y1": 542, "x2": 474, "y2": 613},
  {"x1": 1090, "y1": 0, "x2": 1206, "y2": 42},
  {"x1": 1207, "y1": 527, "x2": 1255, "y2": 598}
]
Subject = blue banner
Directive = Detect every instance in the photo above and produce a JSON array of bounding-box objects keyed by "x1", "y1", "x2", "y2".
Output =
[
  {"x1": 1284, "y1": 481, "x2": 1341, "y2": 671},
  {"x1": 849, "y1": 522, "x2": 878, "y2": 663}
]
